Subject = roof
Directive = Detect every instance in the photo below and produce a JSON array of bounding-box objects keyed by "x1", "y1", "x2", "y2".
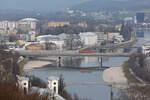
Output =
[
  {"x1": 58, "y1": 33, "x2": 67, "y2": 40},
  {"x1": 20, "y1": 18, "x2": 38, "y2": 22},
  {"x1": 16, "y1": 75, "x2": 29, "y2": 81},
  {"x1": 79, "y1": 32, "x2": 97, "y2": 36},
  {"x1": 48, "y1": 76, "x2": 59, "y2": 81},
  {"x1": 37, "y1": 35, "x2": 65, "y2": 41}
]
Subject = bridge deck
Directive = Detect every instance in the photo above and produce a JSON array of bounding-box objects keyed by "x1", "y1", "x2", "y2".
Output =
[
  {"x1": 25, "y1": 66, "x2": 109, "y2": 72},
  {"x1": 16, "y1": 50, "x2": 131, "y2": 57}
]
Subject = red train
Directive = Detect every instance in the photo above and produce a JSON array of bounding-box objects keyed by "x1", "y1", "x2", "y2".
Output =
[{"x1": 79, "y1": 50, "x2": 94, "y2": 53}]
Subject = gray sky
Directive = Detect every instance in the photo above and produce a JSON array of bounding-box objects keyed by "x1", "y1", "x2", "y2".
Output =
[{"x1": 0, "y1": 0, "x2": 90, "y2": 12}]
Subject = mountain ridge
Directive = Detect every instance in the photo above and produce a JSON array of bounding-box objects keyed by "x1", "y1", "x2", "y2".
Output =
[{"x1": 72, "y1": 0, "x2": 150, "y2": 11}]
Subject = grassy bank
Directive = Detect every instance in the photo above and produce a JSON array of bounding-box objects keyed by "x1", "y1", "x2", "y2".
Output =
[{"x1": 122, "y1": 62, "x2": 140, "y2": 83}]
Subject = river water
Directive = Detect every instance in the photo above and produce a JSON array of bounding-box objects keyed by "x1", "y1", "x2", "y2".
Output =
[{"x1": 27, "y1": 30, "x2": 150, "y2": 100}]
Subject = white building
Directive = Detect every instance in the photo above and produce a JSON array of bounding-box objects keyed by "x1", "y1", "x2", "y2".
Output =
[
  {"x1": 115, "y1": 24, "x2": 122, "y2": 31},
  {"x1": 19, "y1": 18, "x2": 38, "y2": 30},
  {"x1": 79, "y1": 32, "x2": 98, "y2": 46},
  {"x1": 0, "y1": 18, "x2": 38, "y2": 31},
  {"x1": 37, "y1": 34, "x2": 66, "y2": 49},
  {"x1": 48, "y1": 76, "x2": 59, "y2": 94},
  {"x1": 28, "y1": 31, "x2": 36, "y2": 41},
  {"x1": 16, "y1": 75, "x2": 30, "y2": 93},
  {"x1": 0, "y1": 21, "x2": 18, "y2": 30},
  {"x1": 108, "y1": 32, "x2": 124, "y2": 43},
  {"x1": 96, "y1": 32, "x2": 107, "y2": 44},
  {"x1": 142, "y1": 45, "x2": 150, "y2": 55},
  {"x1": 124, "y1": 17, "x2": 133, "y2": 24}
]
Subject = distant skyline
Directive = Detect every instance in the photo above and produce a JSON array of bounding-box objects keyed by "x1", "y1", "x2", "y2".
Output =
[{"x1": 0, "y1": 0, "x2": 90, "y2": 12}]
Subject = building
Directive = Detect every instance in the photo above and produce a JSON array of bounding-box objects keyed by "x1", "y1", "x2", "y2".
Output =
[
  {"x1": 26, "y1": 44, "x2": 44, "y2": 50},
  {"x1": 0, "y1": 21, "x2": 18, "y2": 30},
  {"x1": 65, "y1": 34, "x2": 83, "y2": 50},
  {"x1": 17, "y1": 75, "x2": 66, "y2": 100},
  {"x1": 136, "y1": 31, "x2": 144, "y2": 38},
  {"x1": 16, "y1": 75, "x2": 30, "y2": 93},
  {"x1": 66, "y1": 8, "x2": 74, "y2": 14},
  {"x1": 48, "y1": 22, "x2": 70, "y2": 27},
  {"x1": 48, "y1": 76, "x2": 59, "y2": 94},
  {"x1": 115, "y1": 24, "x2": 122, "y2": 31},
  {"x1": 19, "y1": 18, "x2": 38, "y2": 30},
  {"x1": 134, "y1": 16, "x2": 137, "y2": 24},
  {"x1": 124, "y1": 17, "x2": 134, "y2": 25},
  {"x1": 141, "y1": 45, "x2": 150, "y2": 55},
  {"x1": 28, "y1": 31, "x2": 36, "y2": 41},
  {"x1": 79, "y1": 32, "x2": 98, "y2": 46},
  {"x1": 107, "y1": 32, "x2": 124, "y2": 43},
  {"x1": 136, "y1": 13, "x2": 145, "y2": 23},
  {"x1": 0, "y1": 18, "x2": 38, "y2": 31},
  {"x1": 96, "y1": 32, "x2": 107, "y2": 44},
  {"x1": 78, "y1": 22, "x2": 88, "y2": 28},
  {"x1": 37, "y1": 34, "x2": 65, "y2": 49}
]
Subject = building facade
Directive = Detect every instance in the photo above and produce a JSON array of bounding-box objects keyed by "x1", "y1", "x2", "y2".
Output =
[
  {"x1": 48, "y1": 22, "x2": 70, "y2": 27},
  {"x1": 79, "y1": 32, "x2": 98, "y2": 46}
]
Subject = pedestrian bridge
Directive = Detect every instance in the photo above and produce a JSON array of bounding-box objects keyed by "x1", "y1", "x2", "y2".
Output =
[{"x1": 15, "y1": 50, "x2": 131, "y2": 57}]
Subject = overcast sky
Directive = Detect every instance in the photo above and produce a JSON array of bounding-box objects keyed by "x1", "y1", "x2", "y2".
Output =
[{"x1": 0, "y1": 0, "x2": 90, "y2": 12}]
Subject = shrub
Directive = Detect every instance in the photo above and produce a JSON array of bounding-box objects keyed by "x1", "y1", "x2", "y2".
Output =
[
  {"x1": 28, "y1": 75, "x2": 47, "y2": 88},
  {"x1": 0, "y1": 81, "x2": 50, "y2": 100},
  {"x1": 127, "y1": 54, "x2": 150, "y2": 83}
]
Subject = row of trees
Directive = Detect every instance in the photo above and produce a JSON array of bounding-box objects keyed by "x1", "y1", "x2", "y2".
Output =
[
  {"x1": 120, "y1": 24, "x2": 133, "y2": 41},
  {"x1": 127, "y1": 54, "x2": 150, "y2": 82},
  {"x1": 39, "y1": 24, "x2": 121, "y2": 36},
  {"x1": 39, "y1": 24, "x2": 96, "y2": 35}
]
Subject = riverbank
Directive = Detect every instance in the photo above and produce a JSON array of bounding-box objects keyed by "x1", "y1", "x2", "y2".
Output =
[
  {"x1": 23, "y1": 60, "x2": 53, "y2": 71},
  {"x1": 103, "y1": 65, "x2": 127, "y2": 84},
  {"x1": 115, "y1": 39, "x2": 137, "y2": 47}
]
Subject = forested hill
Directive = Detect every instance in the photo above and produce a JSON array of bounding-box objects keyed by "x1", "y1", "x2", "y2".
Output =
[{"x1": 72, "y1": 0, "x2": 150, "y2": 11}]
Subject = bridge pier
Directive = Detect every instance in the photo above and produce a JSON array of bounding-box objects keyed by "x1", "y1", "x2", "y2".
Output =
[
  {"x1": 110, "y1": 85, "x2": 113, "y2": 100},
  {"x1": 98, "y1": 57, "x2": 103, "y2": 69},
  {"x1": 58, "y1": 57, "x2": 61, "y2": 68}
]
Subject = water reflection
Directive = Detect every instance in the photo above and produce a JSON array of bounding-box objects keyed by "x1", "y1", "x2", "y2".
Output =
[
  {"x1": 62, "y1": 57, "x2": 83, "y2": 67},
  {"x1": 60, "y1": 56, "x2": 128, "y2": 68}
]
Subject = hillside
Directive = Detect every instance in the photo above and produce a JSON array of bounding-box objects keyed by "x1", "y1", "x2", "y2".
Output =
[{"x1": 72, "y1": 0, "x2": 150, "y2": 11}]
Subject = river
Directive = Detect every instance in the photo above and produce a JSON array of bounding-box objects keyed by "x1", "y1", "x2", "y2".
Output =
[{"x1": 26, "y1": 30, "x2": 150, "y2": 100}]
